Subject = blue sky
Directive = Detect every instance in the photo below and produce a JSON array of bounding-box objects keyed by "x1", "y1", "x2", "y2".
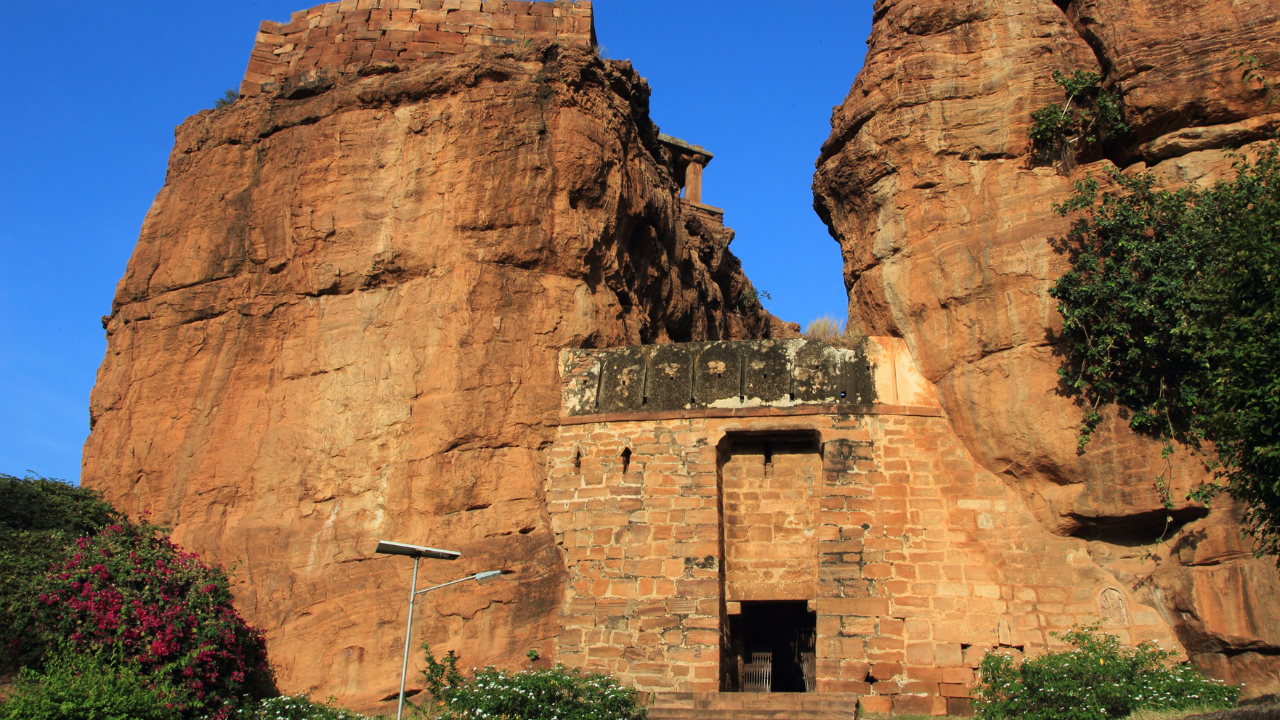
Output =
[{"x1": 0, "y1": 1, "x2": 874, "y2": 482}]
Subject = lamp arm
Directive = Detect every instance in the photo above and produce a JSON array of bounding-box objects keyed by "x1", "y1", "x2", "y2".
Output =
[{"x1": 413, "y1": 574, "x2": 478, "y2": 596}]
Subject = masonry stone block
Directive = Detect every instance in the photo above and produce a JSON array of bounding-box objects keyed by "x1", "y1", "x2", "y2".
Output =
[
  {"x1": 596, "y1": 347, "x2": 645, "y2": 413},
  {"x1": 691, "y1": 341, "x2": 742, "y2": 406},
  {"x1": 742, "y1": 340, "x2": 790, "y2": 403},
  {"x1": 547, "y1": 342, "x2": 1187, "y2": 702},
  {"x1": 791, "y1": 340, "x2": 845, "y2": 403},
  {"x1": 643, "y1": 343, "x2": 695, "y2": 410}
]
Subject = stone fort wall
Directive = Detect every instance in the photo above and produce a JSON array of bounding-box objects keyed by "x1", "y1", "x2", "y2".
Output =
[
  {"x1": 241, "y1": 0, "x2": 594, "y2": 97},
  {"x1": 545, "y1": 339, "x2": 1184, "y2": 716}
]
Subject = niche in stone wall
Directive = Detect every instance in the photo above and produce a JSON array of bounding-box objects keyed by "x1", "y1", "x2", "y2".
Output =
[
  {"x1": 718, "y1": 431, "x2": 823, "y2": 603},
  {"x1": 1098, "y1": 587, "x2": 1131, "y2": 626}
]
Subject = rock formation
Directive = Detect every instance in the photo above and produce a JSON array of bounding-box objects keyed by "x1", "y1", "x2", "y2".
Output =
[
  {"x1": 813, "y1": 0, "x2": 1280, "y2": 695},
  {"x1": 82, "y1": 1, "x2": 794, "y2": 710}
]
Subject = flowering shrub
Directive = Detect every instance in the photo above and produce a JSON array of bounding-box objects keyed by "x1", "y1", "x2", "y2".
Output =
[
  {"x1": 974, "y1": 625, "x2": 1238, "y2": 720},
  {"x1": 0, "y1": 648, "x2": 180, "y2": 720},
  {"x1": 411, "y1": 645, "x2": 646, "y2": 720},
  {"x1": 222, "y1": 695, "x2": 371, "y2": 720},
  {"x1": 32, "y1": 522, "x2": 274, "y2": 718},
  {"x1": 0, "y1": 473, "x2": 120, "y2": 670}
]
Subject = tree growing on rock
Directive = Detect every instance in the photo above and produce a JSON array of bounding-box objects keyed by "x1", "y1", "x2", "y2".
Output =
[{"x1": 1049, "y1": 143, "x2": 1280, "y2": 556}]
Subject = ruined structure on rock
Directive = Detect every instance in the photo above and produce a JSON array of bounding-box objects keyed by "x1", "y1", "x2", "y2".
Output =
[{"x1": 82, "y1": 0, "x2": 1280, "y2": 716}]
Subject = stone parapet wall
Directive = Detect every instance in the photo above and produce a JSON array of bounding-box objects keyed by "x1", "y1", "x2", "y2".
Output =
[
  {"x1": 241, "y1": 0, "x2": 594, "y2": 97},
  {"x1": 559, "y1": 338, "x2": 941, "y2": 418}
]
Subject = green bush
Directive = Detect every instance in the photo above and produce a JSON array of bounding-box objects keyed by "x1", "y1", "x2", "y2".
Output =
[
  {"x1": 974, "y1": 625, "x2": 1238, "y2": 720},
  {"x1": 224, "y1": 695, "x2": 371, "y2": 720},
  {"x1": 1030, "y1": 69, "x2": 1128, "y2": 168},
  {"x1": 0, "y1": 474, "x2": 121, "y2": 670},
  {"x1": 0, "y1": 649, "x2": 180, "y2": 720},
  {"x1": 213, "y1": 89, "x2": 239, "y2": 110},
  {"x1": 411, "y1": 645, "x2": 646, "y2": 720}
]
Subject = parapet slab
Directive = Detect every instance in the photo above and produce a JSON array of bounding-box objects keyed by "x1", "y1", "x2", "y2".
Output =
[{"x1": 558, "y1": 337, "x2": 943, "y2": 421}]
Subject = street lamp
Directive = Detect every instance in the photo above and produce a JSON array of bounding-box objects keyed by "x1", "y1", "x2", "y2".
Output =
[{"x1": 374, "y1": 539, "x2": 502, "y2": 720}]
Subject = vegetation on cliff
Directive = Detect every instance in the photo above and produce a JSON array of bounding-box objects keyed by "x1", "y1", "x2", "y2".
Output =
[
  {"x1": 1030, "y1": 69, "x2": 1129, "y2": 170},
  {"x1": 1049, "y1": 144, "x2": 1280, "y2": 555}
]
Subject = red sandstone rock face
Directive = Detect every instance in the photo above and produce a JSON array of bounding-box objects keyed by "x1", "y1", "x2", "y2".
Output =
[
  {"x1": 813, "y1": 0, "x2": 1280, "y2": 694},
  {"x1": 83, "y1": 40, "x2": 793, "y2": 711}
]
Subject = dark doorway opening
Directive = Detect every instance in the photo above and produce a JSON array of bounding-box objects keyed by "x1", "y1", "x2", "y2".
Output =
[{"x1": 722, "y1": 601, "x2": 816, "y2": 692}]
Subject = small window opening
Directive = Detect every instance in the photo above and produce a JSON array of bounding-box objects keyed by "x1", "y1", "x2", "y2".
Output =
[
  {"x1": 763, "y1": 443, "x2": 774, "y2": 477},
  {"x1": 621, "y1": 447, "x2": 631, "y2": 474},
  {"x1": 573, "y1": 448, "x2": 581, "y2": 471}
]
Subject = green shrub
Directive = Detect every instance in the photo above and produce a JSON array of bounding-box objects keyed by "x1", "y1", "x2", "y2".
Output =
[
  {"x1": 224, "y1": 695, "x2": 371, "y2": 720},
  {"x1": 1030, "y1": 69, "x2": 1128, "y2": 168},
  {"x1": 974, "y1": 625, "x2": 1238, "y2": 720},
  {"x1": 0, "y1": 474, "x2": 121, "y2": 670},
  {"x1": 0, "y1": 649, "x2": 180, "y2": 720},
  {"x1": 736, "y1": 286, "x2": 771, "y2": 312},
  {"x1": 213, "y1": 89, "x2": 239, "y2": 110},
  {"x1": 410, "y1": 645, "x2": 646, "y2": 720}
]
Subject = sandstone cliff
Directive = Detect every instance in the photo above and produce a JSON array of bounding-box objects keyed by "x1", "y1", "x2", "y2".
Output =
[
  {"x1": 813, "y1": 0, "x2": 1280, "y2": 694},
  {"x1": 83, "y1": 2, "x2": 793, "y2": 708}
]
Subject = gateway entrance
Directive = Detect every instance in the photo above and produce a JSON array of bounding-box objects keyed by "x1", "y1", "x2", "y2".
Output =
[{"x1": 723, "y1": 600, "x2": 817, "y2": 692}]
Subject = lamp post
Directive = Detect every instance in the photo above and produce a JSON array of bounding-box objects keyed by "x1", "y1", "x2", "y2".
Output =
[{"x1": 374, "y1": 540, "x2": 502, "y2": 720}]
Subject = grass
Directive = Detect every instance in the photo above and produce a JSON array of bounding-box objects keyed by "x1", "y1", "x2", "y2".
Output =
[
  {"x1": 802, "y1": 315, "x2": 861, "y2": 349},
  {"x1": 1124, "y1": 707, "x2": 1225, "y2": 720}
]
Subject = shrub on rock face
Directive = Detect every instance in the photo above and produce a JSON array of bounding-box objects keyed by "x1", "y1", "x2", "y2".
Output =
[
  {"x1": 0, "y1": 474, "x2": 120, "y2": 670},
  {"x1": 974, "y1": 625, "x2": 1239, "y2": 720},
  {"x1": 412, "y1": 646, "x2": 647, "y2": 720},
  {"x1": 32, "y1": 522, "x2": 274, "y2": 718}
]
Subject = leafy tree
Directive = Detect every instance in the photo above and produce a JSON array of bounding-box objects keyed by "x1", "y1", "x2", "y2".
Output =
[
  {"x1": 0, "y1": 474, "x2": 121, "y2": 670},
  {"x1": 974, "y1": 625, "x2": 1238, "y2": 720},
  {"x1": 1049, "y1": 143, "x2": 1280, "y2": 555}
]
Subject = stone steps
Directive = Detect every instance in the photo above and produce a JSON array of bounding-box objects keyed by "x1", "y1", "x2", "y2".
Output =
[{"x1": 648, "y1": 692, "x2": 860, "y2": 720}]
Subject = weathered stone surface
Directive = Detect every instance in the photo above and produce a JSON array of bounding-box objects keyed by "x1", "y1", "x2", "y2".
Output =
[
  {"x1": 83, "y1": 31, "x2": 794, "y2": 711},
  {"x1": 813, "y1": 0, "x2": 1280, "y2": 694},
  {"x1": 561, "y1": 339, "x2": 937, "y2": 416}
]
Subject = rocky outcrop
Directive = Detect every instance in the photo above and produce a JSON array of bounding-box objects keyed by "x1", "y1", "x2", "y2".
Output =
[
  {"x1": 82, "y1": 5, "x2": 794, "y2": 709},
  {"x1": 813, "y1": 0, "x2": 1280, "y2": 695}
]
